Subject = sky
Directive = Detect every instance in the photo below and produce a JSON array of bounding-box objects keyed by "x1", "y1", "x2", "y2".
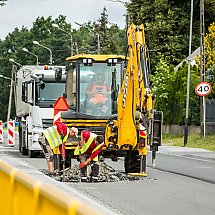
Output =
[{"x1": 0, "y1": 0, "x2": 128, "y2": 39}]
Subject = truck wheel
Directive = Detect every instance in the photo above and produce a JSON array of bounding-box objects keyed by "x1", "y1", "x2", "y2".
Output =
[
  {"x1": 28, "y1": 150, "x2": 37, "y2": 158},
  {"x1": 124, "y1": 151, "x2": 140, "y2": 173},
  {"x1": 22, "y1": 147, "x2": 28, "y2": 156},
  {"x1": 18, "y1": 122, "x2": 28, "y2": 155}
]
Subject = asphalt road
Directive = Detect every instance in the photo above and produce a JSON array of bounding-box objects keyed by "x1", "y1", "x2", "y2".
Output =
[{"x1": 1, "y1": 141, "x2": 215, "y2": 215}]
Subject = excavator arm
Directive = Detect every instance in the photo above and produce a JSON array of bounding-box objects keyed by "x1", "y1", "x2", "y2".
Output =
[{"x1": 105, "y1": 23, "x2": 162, "y2": 175}]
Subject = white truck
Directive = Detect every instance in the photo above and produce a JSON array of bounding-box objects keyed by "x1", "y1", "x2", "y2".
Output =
[{"x1": 15, "y1": 65, "x2": 66, "y2": 157}]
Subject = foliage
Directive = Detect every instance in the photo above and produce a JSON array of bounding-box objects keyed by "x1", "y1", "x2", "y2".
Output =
[
  {"x1": 0, "y1": 0, "x2": 6, "y2": 6},
  {"x1": 163, "y1": 133, "x2": 215, "y2": 151},
  {"x1": 205, "y1": 22, "x2": 215, "y2": 97},
  {"x1": 0, "y1": 10, "x2": 126, "y2": 121},
  {"x1": 151, "y1": 59, "x2": 200, "y2": 125},
  {"x1": 126, "y1": 0, "x2": 215, "y2": 70}
]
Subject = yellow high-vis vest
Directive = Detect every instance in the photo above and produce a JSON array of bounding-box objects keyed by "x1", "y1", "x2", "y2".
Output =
[
  {"x1": 74, "y1": 132, "x2": 103, "y2": 161},
  {"x1": 43, "y1": 126, "x2": 69, "y2": 149}
]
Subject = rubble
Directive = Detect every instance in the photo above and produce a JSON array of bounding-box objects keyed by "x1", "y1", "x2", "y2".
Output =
[{"x1": 52, "y1": 162, "x2": 141, "y2": 183}]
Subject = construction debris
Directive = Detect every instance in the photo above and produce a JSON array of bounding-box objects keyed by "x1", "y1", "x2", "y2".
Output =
[{"x1": 52, "y1": 162, "x2": 141, "y2": 183}]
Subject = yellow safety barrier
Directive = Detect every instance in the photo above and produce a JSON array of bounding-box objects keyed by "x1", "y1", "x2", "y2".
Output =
[{"x1": 0, "y1": 161, "x2": 102, "y2": 215}]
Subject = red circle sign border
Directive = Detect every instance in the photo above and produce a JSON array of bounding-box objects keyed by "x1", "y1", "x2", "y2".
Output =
[{"x1": 195, "y1": 82, "x2": 212, "y2": 97}]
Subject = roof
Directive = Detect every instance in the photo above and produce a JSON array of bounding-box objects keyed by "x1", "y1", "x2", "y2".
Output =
[{"x1": 66, "y1": 54, "x2": 127, "y2": 61}]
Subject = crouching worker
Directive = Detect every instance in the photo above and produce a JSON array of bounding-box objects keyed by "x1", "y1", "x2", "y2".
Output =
[
  {"x1": 74, "y1": 130, "x2": 104, "y2": 182},
  {"x1": 38, "y1": 122, "x2": 78, "y2": 175}
]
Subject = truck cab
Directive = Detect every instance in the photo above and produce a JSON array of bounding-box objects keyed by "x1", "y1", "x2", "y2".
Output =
[{"x1": 16, "y1": 65, "x2": 66, "y2": 157}]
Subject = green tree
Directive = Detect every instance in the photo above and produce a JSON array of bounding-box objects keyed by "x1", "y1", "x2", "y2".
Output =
[
  {"x1": 0, "y1": 0, "x2": 6, "y2": 6},
  {"x1": 0, "y1": 11, "x2": 125, "y2": 121},
  {"x1": 151, "y1": 59, "x2": 200, "y2": 125},
  {"x1": 126, "y1": 0, "x2": 215, "y2": 70},
  {"x1": 205, "y1": 22, "x2": 215, "y2": 97},
  {"x1": 87, "y1": 7, "x2": 126, "y2": 54}
]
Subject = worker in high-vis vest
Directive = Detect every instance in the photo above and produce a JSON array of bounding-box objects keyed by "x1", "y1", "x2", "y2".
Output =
[
  {"x1": 74, "y1": 130, "x2": 104, "y2": 182},
  {"x1": 38, "y1": 122, "x2": 78, "y2": 175}
]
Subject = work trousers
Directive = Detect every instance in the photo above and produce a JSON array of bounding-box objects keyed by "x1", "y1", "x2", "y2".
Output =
[
  {"x1": 79, "y1": 153, "x2": 99, "y2": 178},
  {"x1": 38, "y1": 133, "x2": 54, "y2": 161}
]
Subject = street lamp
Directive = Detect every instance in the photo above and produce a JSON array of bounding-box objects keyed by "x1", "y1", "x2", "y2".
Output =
[
  {"x1": 23, "y1": 48, "x2": 39, "y2": 66},
  {"x1": 0, "y1": 74, "x2": 11, "y2": 80},
  {"x1": 184, "y1": 0, "x2": 194, "y2": 146},
  {"x1": 33, "y1": 41, "x2": 53, "y2": 65},
  {"x1": 52, "y1": 23, "x2": 73, "y2": 56},
  {"x1": 9, "y1": 58, "x2": 22, "y2": 67}
]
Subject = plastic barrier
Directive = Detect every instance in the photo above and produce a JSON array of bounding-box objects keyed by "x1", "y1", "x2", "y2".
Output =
[
  {"x1": 7, "y1": 120, "x2": 15, "y2": 146},
  {"x1": 0, "y1": 161, "x2": 101, "y2": 215}
]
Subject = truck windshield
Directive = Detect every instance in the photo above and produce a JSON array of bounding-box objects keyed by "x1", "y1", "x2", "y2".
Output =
[
  {"x1": 37, "y1": 82, "x2": 65, "y2": 102},
  {"x1": 79, "y1": 63, "x2": 122, "y2": 117}
]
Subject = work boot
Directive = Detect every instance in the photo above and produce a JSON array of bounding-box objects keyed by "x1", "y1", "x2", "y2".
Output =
[
  {"x1": 81, "y1": 176, "x2": 88, "y2": 182},
  {"x1": 91, "y1": 176, "x2": 98, "y2": 183},
  {"x1": 46, "y1": 172, "x2": 55, "y2": 178}
]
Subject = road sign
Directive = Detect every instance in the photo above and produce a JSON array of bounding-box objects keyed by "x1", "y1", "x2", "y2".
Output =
[
  {"x1": 195, "y1": 82, "x2": 212, "y2": 96},
  {"x1": 53, "y1": 97, "x2": 69, "y2": 111}
]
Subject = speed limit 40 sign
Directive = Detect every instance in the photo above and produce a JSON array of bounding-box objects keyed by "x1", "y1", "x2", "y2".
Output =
[{"x1": 195, "y1": 82, "x2": 212, "y2": 96}]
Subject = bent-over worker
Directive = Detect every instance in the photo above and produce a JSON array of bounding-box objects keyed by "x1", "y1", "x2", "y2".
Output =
[
  {"x1": 38, "y1": 122, "x2": 78, "y2": 175},
  {"x1": 74, "y1": 130, "x2": 104, "y2": 182}
]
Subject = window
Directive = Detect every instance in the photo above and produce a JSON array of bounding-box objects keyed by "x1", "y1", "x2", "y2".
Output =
[{"x1": 79, "y1": 63, "x2": 122, "y2": 116}]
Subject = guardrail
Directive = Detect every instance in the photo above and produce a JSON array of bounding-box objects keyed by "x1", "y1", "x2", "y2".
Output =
[{"x1": 0, "y1": 161, "x2": 101, "y2": 215}]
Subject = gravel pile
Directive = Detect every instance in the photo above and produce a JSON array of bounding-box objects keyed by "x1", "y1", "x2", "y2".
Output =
[{"x1": 52, "y1": 162, "x2": 141, "y2": 183}]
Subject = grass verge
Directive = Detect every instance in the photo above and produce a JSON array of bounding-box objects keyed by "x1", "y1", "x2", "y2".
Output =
[{"x1": 162, "y1": 134, "x2": 215, "y2": 151}]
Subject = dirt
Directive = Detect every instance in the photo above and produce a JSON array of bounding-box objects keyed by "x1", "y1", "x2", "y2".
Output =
[{"x1": 52, "y1": 162, "x2": 141, "y2": 183}]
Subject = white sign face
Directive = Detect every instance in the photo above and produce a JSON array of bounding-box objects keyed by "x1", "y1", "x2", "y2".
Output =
[{"x1": 195, "y1": 82, "x2": 212, "y2": 96}]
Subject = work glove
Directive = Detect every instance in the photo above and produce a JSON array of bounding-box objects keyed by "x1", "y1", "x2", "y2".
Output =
[
  {"x1": 79, "y1": 162, "x2": 87, "y2": 169},
  {"x1": 79, "y1": 158, "x2": 92, "y2": 168},
  {"x1": 61, "y1": 134, "x2": 65, "y2": 140}
]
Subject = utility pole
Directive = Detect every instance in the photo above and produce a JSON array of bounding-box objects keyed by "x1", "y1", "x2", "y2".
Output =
[
  {"x1": 97, "y1": 33, "x2": 101, "y2": 54},
  {"x1": 200, "y1": 0, "x2": 205, "y2": 137},
  {"x1": 184, "y1": 0, "x2": 194, "y2": 146}
]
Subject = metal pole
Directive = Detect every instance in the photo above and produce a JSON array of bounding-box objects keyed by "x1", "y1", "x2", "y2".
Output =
[
  {"x1": 31, "y1": 53, "x2": 39, "y2": 66},
  {"x1": 7, "y1": 65, "x2": 14, "y2": 122},
  {"x1": 97, "y1": 33, "x2": 101, "y2": 54},
  {"x1": 38, "y1": 44, "x2": 52, "y2": 65},
  {"x1": 13, "y1": 66, "x2": 17, "y2": 109},
  {"x1": 49, "y1": 49, "x2": 53, "y2": 65},
  {"x1": 70, "y1": 34, "x2": 74, "y2": 56},
  {"x1": 200, "y1": 0, "x2": 205, "y2": 137},
  {"x1": 184, "y1": 0, "x2": 194, "y2": 146}
]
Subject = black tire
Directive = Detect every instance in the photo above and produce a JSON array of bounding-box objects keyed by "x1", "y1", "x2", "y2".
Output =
[
  {"x1": 22, "y1": 146, "x2": 28, "y2": 156},
  {"x1": 18, "y1": 121, "x2": 22, "y2": 153},
  {"x1": 124, "y1": 151, "x2": 140, "y2": 173},
  {"x1": 18, "y1": 121, "x2": 28, "y2": 155},
  {"x1": 28, "y1": 150, "x2": 38, "y2": 158}
]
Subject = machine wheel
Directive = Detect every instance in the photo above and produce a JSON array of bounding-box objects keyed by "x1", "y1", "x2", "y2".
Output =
[{"x1": 124, "y1": 151, "x2": 140, "y2": 173}]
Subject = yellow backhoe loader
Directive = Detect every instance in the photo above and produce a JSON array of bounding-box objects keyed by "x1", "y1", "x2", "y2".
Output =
[{"x1": 62, "y1": 23, "x2": 162, "y2": 175}]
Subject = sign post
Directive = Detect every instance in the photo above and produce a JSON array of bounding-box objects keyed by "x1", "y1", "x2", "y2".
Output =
[
  {"x1": 195, "y1": 82, "x2": 212, "y2": 138},
  {"x1": 53, "y1": 97, "x2": 69, "y2": 170}
]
